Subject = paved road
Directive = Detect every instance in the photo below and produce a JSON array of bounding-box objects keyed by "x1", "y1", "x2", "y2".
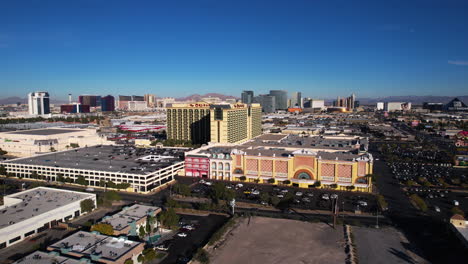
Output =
[{"x1": 371, "y1": 145, "x2": 468, "y2": 264}]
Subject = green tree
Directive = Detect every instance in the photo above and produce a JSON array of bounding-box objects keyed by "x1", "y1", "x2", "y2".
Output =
[
  {"x1": 173, "y1": 183, "x2": 191, "y2": 196},
  {"x1": 260, "y1": 192, "x2": 270, "y2": 203},
  {"x1": 283, "y1": 180, "x2": 291, "y2": 185},
  {"x1": 80, "y1": 199, "x2": 95, "y2": 213},
  {"x1": 30, "y1": 171, "x2": 38, "y2": 179},
  {"x1": 0, "y1": 148, "x2": 7, "y2": 156},
  {"x1": 124, "y1": 259, "x2": 133, "y2": 264},
  {"x1": 410, "y1": 194, "x2": 428, "y2": 212},
  {"x1": 139, "y1": 225, "x2": 146, "y2": 238},
  {"x1": 91, "y1": 223, "x2": 114, "y2": 235},
  {"x1": 57, "y1": 173, "x2": 65, "y2": 182},
  {"x1": 269, "y1": 195, "x2": 280, "y2": 206},
  {"x1": 139, "y1": 248, "x2": 157, "y2": 263},
  {"x1": 239, "y1": 176, "x2": 246, "y2": 182},
  {"x1": 0, "y1": 165, "x2": 6, "y2": 176},
  {"x1": 452, "y1": 207, "x2": 465, "y2": 217},
  {"x1": 76, "y1": 175, "x2": 87, "y2": 186},
  {"x1": 267, "y1": 178, "x2": 275, "y2": 184},
  {"x1": 158, "y1": 208, "x2": 179, "y2": 229}
]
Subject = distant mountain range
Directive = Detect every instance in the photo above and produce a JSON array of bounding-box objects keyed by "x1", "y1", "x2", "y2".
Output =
[
  {"x1": 351, "y1": 96, "x2": 468, "y2": 105},
  {"x1": 175, "y1": 93, "x2": 239, "y2": 101},
  {"x1": 0, "y1": 96, "x2": 68, "y2": 105}
]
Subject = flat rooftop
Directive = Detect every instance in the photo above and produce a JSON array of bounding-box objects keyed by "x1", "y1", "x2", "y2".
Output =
[
  {"x1": 13, "y1": 251, "x2": 81, "y2": 264},
  {"x1": 48, "y1": 231, "x2": 142, "y2": 262},
  {"x1": 6, "y1": 128, "x2": 84, "y2": 136},
  {"x1": 5, "y1": 145, "x2": 185, "y2": 175},
  {"x1": 102, "y1": 204, "x2": 161, "y2": 231},
  {"x1": 0, "y1": 187, "x2": 94, "y2": 230}
]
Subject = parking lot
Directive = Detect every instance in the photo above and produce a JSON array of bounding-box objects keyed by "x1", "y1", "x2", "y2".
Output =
[
  {"x1": 157, "y1": 214, "x2": 228, "y2": 264},
  {"x1": 183, "y1": 178, "x2": 377, "y2": 214}
]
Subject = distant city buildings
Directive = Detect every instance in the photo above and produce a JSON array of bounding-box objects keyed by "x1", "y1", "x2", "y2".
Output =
[
  {"x1": 241, "y1": 90, "x2": 254, "y2": 104},
  {"x1": 254, "y1": 94, "x2": 276, "y2": 113},
  {"x1": 167, "y1": 102, "x2": 262, "y2": 144},
  {"x1": 269, "y1": 90, "x2": 288, "y2": 110},
  {"x1": 28, "y1": 92, "x2": 50, "y2": 115},
  {"x1": 144, "y1": 94, "x2": 156, "y2": 107},
  {"x1": 290, "y1": 92, "x2": 302, "y2": 108},
  {"x1": 78, "y1": 95, "x2": 101, "y2": 107},
  {"x1": 60, "y1": 103, "x2": 90, "y2": 114},
  {"x1": 333, "y1": 94, "x2": 356, "y2": 111},
  {"x1": 376, "y1": 102, "x2": 384, "y2": 110},
  {"x1": 303, "y1": 98, "x2": 325, "y2": 110},
  {"x1": 100, "y1": 95, "x2": 115, "y2": 112}
]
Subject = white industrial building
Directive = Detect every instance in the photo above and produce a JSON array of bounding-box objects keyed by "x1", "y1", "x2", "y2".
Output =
[
  {"x1": 0, "y1": 128, "x2": 112, "y2": 157},
  {"x1": 0, "y1": 187, "x2": 96, "y2": 249},
  {"x1": 384, "y1": 102, "x2": 412, "y2": 112}
]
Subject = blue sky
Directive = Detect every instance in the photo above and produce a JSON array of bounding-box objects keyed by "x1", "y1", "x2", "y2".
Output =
[{"x1": 1, "y1": 0, "x2": 467, "y2": 100}]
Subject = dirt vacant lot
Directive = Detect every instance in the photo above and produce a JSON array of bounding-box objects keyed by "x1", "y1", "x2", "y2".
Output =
[{"x1": 210, "y1": 217, "x2": 346, "y2": 264}]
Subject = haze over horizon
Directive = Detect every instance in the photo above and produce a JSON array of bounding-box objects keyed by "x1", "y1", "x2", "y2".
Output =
[{"x1": 1, "y1": 0, "x2": 467, "y2": 99}]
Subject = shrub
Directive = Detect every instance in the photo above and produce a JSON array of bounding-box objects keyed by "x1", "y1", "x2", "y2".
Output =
[
  {"x1": 410, "y1": 194, "x2": 428, "y2": 212},
  {"x1": 91, "y1": 223, "x2": 114, "y2": 235}
]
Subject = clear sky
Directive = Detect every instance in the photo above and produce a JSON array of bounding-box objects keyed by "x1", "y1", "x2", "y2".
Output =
[{"x1": 1, "y1": 0, "x2": 467, "y2": 100}]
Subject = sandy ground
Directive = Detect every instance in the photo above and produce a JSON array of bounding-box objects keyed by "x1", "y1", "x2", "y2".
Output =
[{"x1": 209, "y1": 217, "x2": 346, "y2": 264}]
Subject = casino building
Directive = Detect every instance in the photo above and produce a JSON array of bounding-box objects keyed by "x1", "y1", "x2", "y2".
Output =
[
  {"x1": 184, "y1": 134, "x2": 374, "y2": 192},
  {"x1": 166, "y1": 102, "x2": 262, "y2": 145}
]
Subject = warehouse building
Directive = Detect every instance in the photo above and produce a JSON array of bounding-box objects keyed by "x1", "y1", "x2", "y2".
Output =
[
  {"x1": 0, "y1": 187, "x2": 96, "y2": 249},
  {"x1": 13, "y1": 251, "x2": 84, "y2": 264},
  {"x1": 47, "y1": 231, "x2": 144, "y2": 264},
  {"x1": 99, "y1": 204, "x2": 161, "y2": 236},
  {"x1": 1, "y1": 145, "x2": 184, "y2": 193}
]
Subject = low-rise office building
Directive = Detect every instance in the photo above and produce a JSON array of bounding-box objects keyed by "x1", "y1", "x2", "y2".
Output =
[
  {"x1": 99, "y1": 204, "x2": 161, "y2": 236},
  {"x1": 1, "y1": 145, "x2": 185, "y2": 193},
  {"x1": 47, "y1": 231, "x2": 144, "y2": 264},
  {"x1": 0, "y1": 187, "x2": 96, "y2": 249}
]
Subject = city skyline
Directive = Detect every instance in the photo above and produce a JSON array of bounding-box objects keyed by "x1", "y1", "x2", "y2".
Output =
[{"x1": 1, "y1": 0, "x2": 468, "y2": 99}]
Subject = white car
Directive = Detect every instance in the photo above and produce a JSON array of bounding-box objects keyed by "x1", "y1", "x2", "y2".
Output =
[
  {"x1": 251, "y1": 190, "x2": 260, "y2": 195},
  {"x1": 199, "y1": 179, "x2": 206, "y2": 184},
  {"x1": 434, "y1": 206, "x2": 441, "y2": 213},
  {"x1": 204, "y1": 182, "x2": 212, "y2": 186},
  {"x1": 280, "y1": 189, "x2": 288, "y2": 193},
  {"x1": 236, "y1": 183, "x2": 244, "y2": 188},
  {"x1": 357, "y1": 201, "x2": 368, "y2": 207},
  {"x1": 277, "y1": 194, "x2": 284, "y2": 198},
  {"x1": 295, "y1": 192, "x2": 303, "y2": 196},
  {"x1": 85, "y1": 187, "x2": 95, "y2": 192},
  {"x1": 321, "y1": 194, "x2": 330, "y2": 200},
  {"x1": 330, "y1": 194, "x2": 338, "y2": 199},
  {"x1": 183, "y1": 225, "x2": 195, "y2": 230},
  {"x1": 454, "y1": 200, "x2": 460, "y2": 206},
  {"x1": 177, "y1": 232, "x2": 188, "y2": 237}
]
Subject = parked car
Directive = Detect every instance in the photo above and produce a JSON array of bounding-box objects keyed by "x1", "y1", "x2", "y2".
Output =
[
  {"x1": 295, "y1": 191, "x2": 303, "y2": 196},
  {"x1": 454, "y1": 200, "x2": 459, "y2": 206},
  {"x1": 177, "y1": 232, "x2": 188, "y2": 238},
  {"x1": 330, "y1": 194, "x2": 338, "y2": 199},
  {"x1": 251, "y1": 190, "x2": 260, "y2": 195},
  {"x1": 357, "y1": 201, "x2": 368, "y2": 207},
  {"x1": 434, "y1": 206, "x2": 441, "y2": 213},
  {"x1": 321, "y1": 193, "x2": 330, "y2": 200}
]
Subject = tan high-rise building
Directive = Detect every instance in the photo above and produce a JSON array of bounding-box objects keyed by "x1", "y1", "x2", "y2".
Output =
[
  {"x1": 166, "y1": 102, "x2": 262, "y2": 145},
  {"x1": 210, "y1": 103, "x2": 262, "y2": 144},
  {"x1": 166, "y1": 102, "x2": 211, "y2": 144}
]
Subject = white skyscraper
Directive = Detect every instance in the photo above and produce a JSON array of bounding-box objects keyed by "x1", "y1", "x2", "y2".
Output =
[{"x1": 28, "y1": 91, "x2": 50, "y2": 115}]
